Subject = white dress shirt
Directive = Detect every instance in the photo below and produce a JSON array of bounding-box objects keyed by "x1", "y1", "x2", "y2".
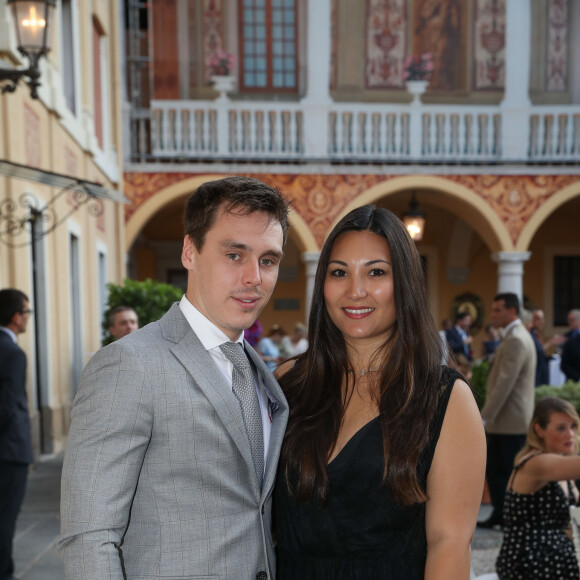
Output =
[
  {"x1": 500, "y1": 318, "x2": 521, "y2": 339},
  {"x1": 179, "y1": 296, "x2": 271, "y2": 470}
]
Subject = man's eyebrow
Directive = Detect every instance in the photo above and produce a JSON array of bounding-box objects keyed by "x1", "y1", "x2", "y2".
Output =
[
  {"x1": 327, "y1": 259, "x2": 391, "y2": 266},
  {"x1": 221, "y1": 240, "x2": 252, "y2": 252},
  {"x1": 220, "y1": 240, "x2": 284, "y2": 259}
]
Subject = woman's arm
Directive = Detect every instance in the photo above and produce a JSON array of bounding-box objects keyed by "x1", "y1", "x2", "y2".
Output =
[
  {"x1": 425, "y1": 379, "x2": 486, "y2": 580},
  {"x1": 521, "y1": 453, "x2": 580, "y2": 487}
]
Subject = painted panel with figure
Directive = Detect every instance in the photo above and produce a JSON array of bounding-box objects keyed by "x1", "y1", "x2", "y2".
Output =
[{"x1": 412, "y1": 0, "x2": 464, "y2": 91}]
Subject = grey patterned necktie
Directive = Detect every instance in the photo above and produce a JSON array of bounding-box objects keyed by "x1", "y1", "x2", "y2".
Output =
[{"x1": 220, "y1": 341, "x2": 264, "y2": 489}]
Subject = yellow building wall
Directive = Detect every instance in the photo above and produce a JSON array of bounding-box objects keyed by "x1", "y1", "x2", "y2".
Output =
[{"x1": 0, "y1": 0, "x2": 125, "y2": 455}]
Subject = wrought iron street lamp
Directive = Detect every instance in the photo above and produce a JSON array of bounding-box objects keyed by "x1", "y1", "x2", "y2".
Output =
[
  {"x1": 403, "y1": 192, "x2": 426, "y2": 242},
  {"x1": 0, "y1": 0, "x2": 56, "y2": 99}
]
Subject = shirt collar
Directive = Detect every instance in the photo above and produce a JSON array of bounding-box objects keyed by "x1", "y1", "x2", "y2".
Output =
[
  {"x1": 0, "y1": 326, "x2": 17, "y2": 343},
  {"x1": 500, "y1": 318, "x2": 521, "y2": 338},
  {"x1": 179, "y1": 295, "x2": 244, "y2": 351}
]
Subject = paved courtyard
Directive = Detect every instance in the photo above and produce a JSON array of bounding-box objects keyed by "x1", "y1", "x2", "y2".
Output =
[{"x1": 13, "y1": 454, "x2": 501, "y2": 579}]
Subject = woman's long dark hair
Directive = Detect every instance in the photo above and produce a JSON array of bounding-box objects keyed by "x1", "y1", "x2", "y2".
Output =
[{"x1": 280, "y1": 205, "x2": 443, "y2": 505}]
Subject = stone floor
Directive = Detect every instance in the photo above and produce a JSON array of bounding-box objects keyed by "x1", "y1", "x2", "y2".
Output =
[
  {"x1": 13, "y1": 454, "x2": 502, "y2": 579},
  {"x1": 472, "y1": 504, "x2": 503, "y2": 577}
]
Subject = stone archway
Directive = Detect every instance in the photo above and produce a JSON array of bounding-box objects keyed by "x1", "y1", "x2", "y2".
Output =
[
  {"x1": 516, "y1": 181, "x2": 580, "y2": 252},
  {"x1": 125, "y1": 174, "x2": 318, "y2": 254},
  {"x1": 329, "y1": 175, "x2": 512, "y2": 253}
]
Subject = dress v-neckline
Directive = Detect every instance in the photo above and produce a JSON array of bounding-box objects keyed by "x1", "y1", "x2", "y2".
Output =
[{"x1": 327, "y1": 415, "x2": 380, "y2": 468}]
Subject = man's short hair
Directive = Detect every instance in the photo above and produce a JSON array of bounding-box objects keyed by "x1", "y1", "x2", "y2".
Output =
[
  {"x1": 0, "y1": 289, "x2": 29, "y2": 326},
  {"x1": 455, "y1": 311, "x2": 471, "y2": 323},
  {"x1": 183, "y1": 176, "x2": 290, "y2": 251},
  {"x1": 494, "y1": 292, "x2": 520, "y2": 315},
  {"x1": 108, "y1": 306, "x2": 137, "y2": 327}
]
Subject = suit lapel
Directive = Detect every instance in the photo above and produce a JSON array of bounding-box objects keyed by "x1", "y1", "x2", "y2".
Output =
[
  {"x1": 245, "y1": 343, "x2": 289, "y2": 500},
  {"x1": 163, "y1": 306, "x2": 257, "y2": 486}
]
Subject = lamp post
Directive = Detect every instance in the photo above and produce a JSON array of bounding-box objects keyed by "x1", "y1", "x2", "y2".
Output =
[
  {"x1": 403, "y1": 192, "x2": 426, "y2": 242},
  {"x1": 0, "y1": 0, "x2": 56, "y2": 99}
]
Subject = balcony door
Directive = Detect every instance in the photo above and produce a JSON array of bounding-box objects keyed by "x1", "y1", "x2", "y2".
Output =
[{"x1": 239, "y1": 0, "x2": 298, "y2": 93}]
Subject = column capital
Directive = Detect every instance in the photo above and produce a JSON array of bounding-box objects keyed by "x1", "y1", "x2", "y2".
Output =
[
  {"x1": 491, "y1": 251, "x2": 532, "y2": 264},
  {"x1": 491, "y1": 251, "x2": 532, "y2": 302},
  {"x1": 301, "y1": 251, "x2": 320, "y2": 279},
  {"x1": 301, "y1": 251, "x2": 321, "y2": 264}
]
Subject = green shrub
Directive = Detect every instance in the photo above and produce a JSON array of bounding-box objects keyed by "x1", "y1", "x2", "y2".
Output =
[
  {"x1": 470, "y1": 360, "x2": 490, "y2": 409},
  {"x1": 535, "y1": 381, "x2": 580, "y2": 415},
  {"x1": 102, "y1": 278, "x2": 183, "y2": 345}
]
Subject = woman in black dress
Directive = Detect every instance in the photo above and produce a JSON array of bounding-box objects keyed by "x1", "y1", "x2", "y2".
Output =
[
  {"x1": 496, "y1": 397, "x2": 580, "y2": 579},
  {"x1": 274, "y1": 205, "x2": 486, "y2": 579}
]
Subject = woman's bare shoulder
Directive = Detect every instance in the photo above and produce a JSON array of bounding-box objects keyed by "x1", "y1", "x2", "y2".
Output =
[{"x1": 274, "y1": 358, "x2": 297, "y2": 380}]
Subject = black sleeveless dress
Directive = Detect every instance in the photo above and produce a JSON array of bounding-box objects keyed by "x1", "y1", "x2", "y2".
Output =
[
  {"x1": 496, "y1": 454, "x2": 580, "y2": 580},
  {"x1": 274, "y1": 366, "x2": 460, "y2": 580}
]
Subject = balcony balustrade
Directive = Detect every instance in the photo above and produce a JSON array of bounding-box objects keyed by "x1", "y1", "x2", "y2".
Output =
[{"x1": 129, "y1": 99, "x2": 580, "y2": 166}]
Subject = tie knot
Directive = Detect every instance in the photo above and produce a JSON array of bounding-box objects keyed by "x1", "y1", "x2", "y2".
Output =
[{"x1": 220, "y1": 341, "x2": 251, "y2": 372}]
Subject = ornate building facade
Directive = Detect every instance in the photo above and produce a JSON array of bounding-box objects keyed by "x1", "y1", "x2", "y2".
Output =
[{"x1": 123, "y1": 0, "x2": 580, "y2": 355}]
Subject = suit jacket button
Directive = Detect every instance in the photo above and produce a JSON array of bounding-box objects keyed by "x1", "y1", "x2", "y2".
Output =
[{"x1": 256, "y1": 571, "x2": 267, "y2": 580}]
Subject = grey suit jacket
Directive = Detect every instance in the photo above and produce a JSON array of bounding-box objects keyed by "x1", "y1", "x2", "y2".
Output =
[
  {"x1": 481, "y1": 321, "x2": 536, "y2": 435},
  {"x1": 59, "y1": 303, "x2": 289, "y2": 580}
]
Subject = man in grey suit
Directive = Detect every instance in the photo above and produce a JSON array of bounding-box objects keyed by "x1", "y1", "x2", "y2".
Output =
[
  {"x1": 478, "y1": 292, "x2": 536, "y2": 529},
  {"x1": 0, "y1": 289, "x2": 34, "y2": 580},
  {"x1": 59, "y1": 177, "x2": 290, "y2": 579}
]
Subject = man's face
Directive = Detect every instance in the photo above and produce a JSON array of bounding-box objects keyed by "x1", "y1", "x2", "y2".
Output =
[
  {"x1": 14, "y1": 300, "x2": 31, "y2": 335},
  {"x1": 568, "y1": 313, "x2": 580, "y2": 331},
  {"x1": 458, "y1": 315, "x2": 472, "y2": 330},
  {"x1": 110, "y1": 310, "x2": 139, "y2": 340},
  {"x1": 532, "y1": 309, "x2": 545, "y2": 331},
  {"x1": 182, "y1": 207, "x2": 284, "y2": 341},
  {"x1": 490, "y1": 299, "x2": 514, "y2": 329}
]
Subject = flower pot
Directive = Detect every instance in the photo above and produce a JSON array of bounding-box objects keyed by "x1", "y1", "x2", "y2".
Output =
[
  {"x1": 211, "y1": 75, "x2": 236, "y2": 102},
  {"x1": 405, "y1": 80, "x2": 429, "y2": 105}
]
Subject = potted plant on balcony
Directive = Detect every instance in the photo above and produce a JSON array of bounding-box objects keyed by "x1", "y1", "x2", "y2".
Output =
[
  {"x1": 207, "y1": 49, "x2": 236, "y2": 101},
  {"x1": 403, "y1": 52, "x2": 433, "y2": 104}
]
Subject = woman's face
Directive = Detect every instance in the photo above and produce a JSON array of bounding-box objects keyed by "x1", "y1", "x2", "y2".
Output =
[
  {"x1": 536, "y1": 412, "x2": 578, "y2": 455},
  {"x1": 323, "y1": 230, "x2": 396, "y2": 347}
]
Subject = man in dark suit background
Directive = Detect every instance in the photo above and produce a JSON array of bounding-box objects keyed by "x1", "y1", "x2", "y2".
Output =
[
  {"x1": 0, "y1": 288, "x2": 34, "y2": 580},
  {"x1": 561, "y1": 309, "x2": 580, "y2": 383},
  {"x1": 445, "y1": 311, "x2": 473, "y2": 361}
]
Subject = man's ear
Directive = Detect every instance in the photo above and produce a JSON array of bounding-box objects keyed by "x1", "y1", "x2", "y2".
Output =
[{"x1": 182, "y1": 235, "x2": 195, "y2": 270}]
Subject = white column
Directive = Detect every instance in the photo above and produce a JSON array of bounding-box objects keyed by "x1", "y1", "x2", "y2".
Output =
[
  {"x1": 301, "y1": 251, "x2": 320, "y2": 324},
  {"x1": 500, "y1": 0, "x2": 532, "y2": 160},
  {"x1": 491, "y1": 251, "x2": 532, "y2": 303},
  {"x1": 301, "y1": 0, "x2": 332, "y2": 104},
  {"x1": 300, "y1": 0, "x2": 332, "y2": 158}
]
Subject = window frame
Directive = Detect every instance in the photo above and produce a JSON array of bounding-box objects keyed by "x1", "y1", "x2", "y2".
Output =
[{"x1": 238, "y1": 0, "x2": 299, "y2": 94}]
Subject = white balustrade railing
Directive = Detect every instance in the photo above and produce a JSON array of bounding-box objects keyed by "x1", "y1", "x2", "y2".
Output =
[
  {"x1": 527, "y1": 108, "x2": 580, "y2": 161},
  {"x1": 151, "y1": 100, "x2": 303, "y2": 159},
  {"x1": 326, "y1": 104, "x2": 501, "y2": 161},
  {"x1": 146, "y1": 99, "x2": 580, "y2": 164}
]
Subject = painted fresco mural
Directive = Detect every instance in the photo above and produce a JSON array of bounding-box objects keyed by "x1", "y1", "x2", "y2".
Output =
[{"x1": 124, "y1": 172, "x2": 580, "y2": 249}]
